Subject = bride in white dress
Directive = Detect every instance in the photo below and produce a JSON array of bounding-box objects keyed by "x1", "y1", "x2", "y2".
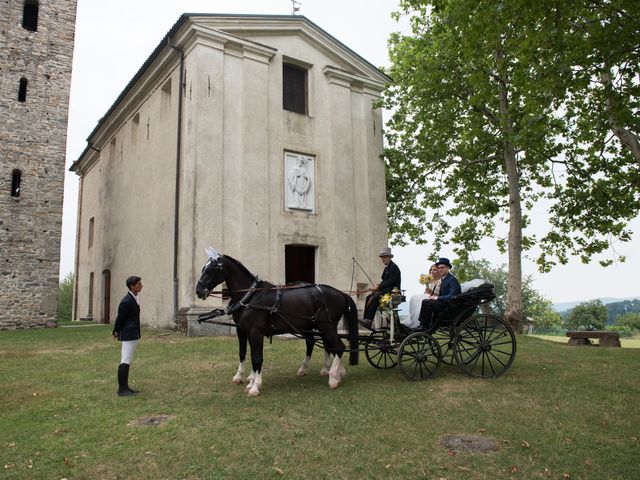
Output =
[{"x1": 405, "y1": 264, "x2": 442, "y2": 329}]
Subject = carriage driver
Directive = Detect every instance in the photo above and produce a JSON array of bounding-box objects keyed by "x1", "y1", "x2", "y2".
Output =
[{"x1": 360, "y1": 247, "x2": 402, "y2": 328}]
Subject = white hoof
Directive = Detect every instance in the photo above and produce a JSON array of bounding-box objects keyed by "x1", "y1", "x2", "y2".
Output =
[
  {"x1": 297, "y1": 367, "x2": 307, "y2": 376},
  {"x1": 319, "y1": 368, "x2": 330, "y2": 377},
  {"x1": 329, "y1": 377, "x2": 341, "y2": 389},
  {"x1": 247, "y1": 387, "x2": 260, "y2": 396}
]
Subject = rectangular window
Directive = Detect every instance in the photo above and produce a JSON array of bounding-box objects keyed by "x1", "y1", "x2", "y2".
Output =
[
  {"x1": 88, "y1": 217, "x2": 95, "y2": 249},
  {"x1": 283, "y1": 63, "x2": 307, "y2": 114}
]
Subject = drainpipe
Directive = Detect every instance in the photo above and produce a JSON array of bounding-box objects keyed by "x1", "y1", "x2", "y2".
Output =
[{"x1": 169, "y1": 40, "x2": 185, "y2": 323}]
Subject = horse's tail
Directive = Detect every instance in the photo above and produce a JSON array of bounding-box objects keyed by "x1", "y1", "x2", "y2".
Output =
[{"x1": 344, "y1": 294, "x2": 359, "y2": 366}]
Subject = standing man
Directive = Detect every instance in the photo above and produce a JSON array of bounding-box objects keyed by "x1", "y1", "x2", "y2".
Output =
[
  {"x1": 361, "y1": 247, "x2": 402, "y2": 328},
  {"x1": 414, "y1": 257, "x2": 461, "y2": 332},
  {"x1": 112, "y1": 276, "x2": 143, "y2": 397}
]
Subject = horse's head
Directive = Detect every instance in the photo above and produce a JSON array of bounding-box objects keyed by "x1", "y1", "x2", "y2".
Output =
[{"x1": 196, "y1": 248, "x2": 225, "y2": 300}]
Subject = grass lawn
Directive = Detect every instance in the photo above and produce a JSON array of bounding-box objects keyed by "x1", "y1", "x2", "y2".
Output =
[{"x1": 1, "y1": 326, "x2": 639, "y2": 479}]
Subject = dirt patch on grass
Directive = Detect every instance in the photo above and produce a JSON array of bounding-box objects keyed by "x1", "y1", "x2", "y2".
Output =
[
  {"x1": 441, "y1": 433, "x2": 500, "y2": 454},
  {"x1": 128, "y1": 414, "x2": 176, "y2": 427}
]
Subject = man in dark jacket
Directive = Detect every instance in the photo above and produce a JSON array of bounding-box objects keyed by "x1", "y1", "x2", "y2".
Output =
[
  {"x1": 414, "y1": 257, "x2": 461, "y2": 332},
  {"x1": 360, "y1": 247, "x2": 402, "y2": 328},
  {"x1": 112, "y1": 275, "x2": 143, "y2": 397}
]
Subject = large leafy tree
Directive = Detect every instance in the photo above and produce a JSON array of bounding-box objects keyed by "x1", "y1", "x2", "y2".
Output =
[
  {"x1": 382, "y1": 0, "x2": 640, "y2": 332},
  {"x1": 565, "y1": 300, "x2": 608, "y2": 330}
]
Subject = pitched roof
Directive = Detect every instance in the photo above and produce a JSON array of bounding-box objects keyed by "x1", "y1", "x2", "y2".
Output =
[{"x1": 71, "y1": 13, "x2": 391, "y2": 172}]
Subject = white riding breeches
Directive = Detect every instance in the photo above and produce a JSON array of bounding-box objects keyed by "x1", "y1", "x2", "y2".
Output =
[{"x1": 120, "y1": 340, "x2": 139, "y2": 365}]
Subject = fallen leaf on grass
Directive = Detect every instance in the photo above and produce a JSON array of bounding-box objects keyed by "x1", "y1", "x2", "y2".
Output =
[
  {"x1": 510, "y1": 466, "x2": 518, "y2": 473},
  {"x1": 7, "y1": 442, "x2": 16, "y2": 448},
  {"x1": 584, "y1": 459, "x2": 593, "y2": 467},
  {"x1": 458, "y1": 466, "x2": 470, "y2": 472},
  {"x1": 4, "y1": 464, "x2": 15, "y2": 469},
  {"x1": 271, "y1": 466, "x2": 284, "y2": 475},
  {"x1": 562, "y1": 473, "x2": 570, "y2": 479},
  {"x1": 631, "y1": 436, "x2": 638, "y2": 442},
  {"x1": 447, "y1": 450, "x2": 456, "y2": 456},
  {"x1": 385, "y1": 464, "x2": 392, "y2": 469},
  {"x1": 477, "y1": 428, "x2": 487, "y2": 433},
  {"x1": 522, "y1": 441, "x2": 530, "y2": 448}
]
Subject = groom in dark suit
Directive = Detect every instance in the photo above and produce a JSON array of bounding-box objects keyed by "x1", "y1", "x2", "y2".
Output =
[
  {"x1": 360, "y1": 247, "x2": 402, "y2": 328},
  {"x1": 414, "y1": 257, "x2": 461, "y2": 332}
]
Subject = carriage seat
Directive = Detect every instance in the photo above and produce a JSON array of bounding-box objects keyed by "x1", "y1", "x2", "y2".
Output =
[{"x1": 433, "y1": 282, "x2": 496, "y2": 327}]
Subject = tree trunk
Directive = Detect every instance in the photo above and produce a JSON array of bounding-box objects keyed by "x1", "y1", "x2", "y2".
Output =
[
  {"x1": 601, "y1": 69, "x2": 640, "y2": 166},
  {"x1": 497, "y1": 51, "x2": 523, "y2": 334}
]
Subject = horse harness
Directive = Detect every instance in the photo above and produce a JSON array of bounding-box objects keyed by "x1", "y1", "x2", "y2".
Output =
[{"x1": 199, "y1": 281, "x2": 333, "y2": 342}]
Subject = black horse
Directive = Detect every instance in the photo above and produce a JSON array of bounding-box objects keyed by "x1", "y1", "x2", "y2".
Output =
[{"x1": 195, "y1": 248, "x2": 359, "y2": 396}]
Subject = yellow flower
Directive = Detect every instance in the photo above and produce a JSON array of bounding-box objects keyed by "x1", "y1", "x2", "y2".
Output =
[
  {"x1": 418, "y1": 273, "x2": 434, "y2": 285},
  {"x1": 378, "y1": 293, "x2": 392, "y2": 310}
]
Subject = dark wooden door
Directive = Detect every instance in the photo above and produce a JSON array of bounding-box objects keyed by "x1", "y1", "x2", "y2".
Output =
[{"x1": 102, "y1": 270, "x2": 111, "y2": 324}]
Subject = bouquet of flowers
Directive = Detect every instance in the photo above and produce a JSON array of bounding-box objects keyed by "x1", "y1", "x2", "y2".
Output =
[
  {"x1": 418, "y1": 273, "x2": 434, "y2": 285},
  {"x1": 378, "y1": 293, "x2": 392, "y2": 311}
]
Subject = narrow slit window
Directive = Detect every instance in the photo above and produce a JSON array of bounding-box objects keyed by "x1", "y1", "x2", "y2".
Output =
[
  {"x1": 23, "y1": 1, "x2": 39, "y2": 32},
  {"x1": 88, "y1": 217, "x2": 95, "y2": 249},
  {"x1": 11, "y1": 170, "x2": 22, "y2": 197},
  {"x1": 18, "y1": 77, "x2": 28, "y2": 102}
]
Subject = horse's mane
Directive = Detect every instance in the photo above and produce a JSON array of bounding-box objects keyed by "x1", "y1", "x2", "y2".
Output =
[{"x1": 222, "y1": 255, "x2": 274, "y2": 287}]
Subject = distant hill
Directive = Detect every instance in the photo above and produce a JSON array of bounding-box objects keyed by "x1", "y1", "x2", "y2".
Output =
[{"x1": 553, "y1": 297, "x2": 640, "y2": 312}]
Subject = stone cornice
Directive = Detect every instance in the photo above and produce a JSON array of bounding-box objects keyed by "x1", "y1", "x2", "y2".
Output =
[{"x1": 323, "y1": 66, "x2": 386, "y2": 95}]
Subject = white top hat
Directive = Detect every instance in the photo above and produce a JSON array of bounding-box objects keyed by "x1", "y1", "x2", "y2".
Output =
[{"x1": 379, "y1": 247, "x2": 393, "y2": 258}]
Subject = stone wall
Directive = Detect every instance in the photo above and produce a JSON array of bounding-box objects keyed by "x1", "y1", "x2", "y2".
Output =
[{"x1": 0, "y1": 0, "x2": 77, "y2": 329}]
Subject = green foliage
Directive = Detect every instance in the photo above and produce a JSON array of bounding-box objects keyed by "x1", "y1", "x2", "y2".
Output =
[
  {"x1": 607, "y1": 299, "x2": 640, "y2": 324},
  {"x1": 383, "y1": 0, "x2": 639, "y2": 269},
  {"x1": 57, "y1": 272, "x2": 74, "y2": 322},
  {"x1": 605, "y1": 324, "x2": 636, "y2": 338},
  {"x1": 454, "y1": 259, "x2": 561, "y2": 327},
  {"x1": 565, "y1": 300, "x2": 609, "y2": 331},
  {"x1": 616, "y1": 312, "x2": 640, "y2": 331}
]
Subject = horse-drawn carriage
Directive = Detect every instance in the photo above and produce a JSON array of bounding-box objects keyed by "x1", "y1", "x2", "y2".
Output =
[
  {"x1": 362, "y1": 284, "x2": 517, "y2": 380},
  {"x1": 196, "y1": 249, "x2": 516, "y2": 395}
]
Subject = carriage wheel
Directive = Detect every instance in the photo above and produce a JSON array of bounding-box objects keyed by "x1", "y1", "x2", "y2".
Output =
[
  {"x1": 454, "y1": 314, "x2": 516, "y2": 378},
  {"x1": 397, "y1": 332, "x2": 442, "y2": 381},
  {"x1": 365, "y1": 331, "x2": 397, "y2": 369},
  {"x1": 432, "y1": 327, "x2": 456, "y2": 365}
]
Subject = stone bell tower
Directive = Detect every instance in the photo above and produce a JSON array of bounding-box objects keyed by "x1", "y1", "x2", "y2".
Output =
[{"x1": 0, "y1": 0, "x2": 78, "y2": 329}]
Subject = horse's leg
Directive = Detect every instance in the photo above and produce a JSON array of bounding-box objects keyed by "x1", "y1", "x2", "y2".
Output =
[
  {"x1": 328, "y1": 354, "x2": 347, "y2": 389},
  {"x1": 247, "y1": 330, "x2": 264, "y2": 397},
  {"x1": 297, "y1": 338, "x2": 314, "y2": 376},
  {"x1": 322, "y1": 329, "x2": 347, "y2": 389},
  {"x1": 319, "y1": 351, "x2": 332, "y2": 377},
  {"x1": 232, "y1": 329, "x2": 248, "y2": 385}
]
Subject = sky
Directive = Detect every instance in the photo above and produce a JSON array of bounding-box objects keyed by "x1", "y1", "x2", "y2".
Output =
[{"x1": 60, "y1": 0, "x2": 639, "y2": 305}]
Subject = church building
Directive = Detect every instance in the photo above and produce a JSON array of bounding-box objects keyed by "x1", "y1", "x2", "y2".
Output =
[
  {"x1": 70, "y1": 14, "x2": 391, "y2": 329},
  {"x1": 0, "y1": 0, "x2": 77, "y2": 329}
]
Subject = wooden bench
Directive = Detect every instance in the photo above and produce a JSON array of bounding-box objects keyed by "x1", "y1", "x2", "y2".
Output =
[{"x1": 566, "y1": 331, "x2": 621, "y2": 347}]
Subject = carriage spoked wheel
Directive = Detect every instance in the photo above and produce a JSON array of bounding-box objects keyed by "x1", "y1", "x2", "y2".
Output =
[
  {"x1": 364, "y1": 331, "x2": 398, "y2": 369},
  {"x1": 453, "y1": 314, "x2": 516, "y2": 378},
  {"x1": 432, "y1": 327, "x2": 456, "y2": 366},
  {"x1": 397, "y1": 332, "x2": 442, "y2": 381}
]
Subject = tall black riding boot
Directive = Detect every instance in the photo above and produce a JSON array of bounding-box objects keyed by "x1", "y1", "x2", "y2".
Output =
[{"x1": 117, "y1": 363, "x2": 135, "y2": 396}]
